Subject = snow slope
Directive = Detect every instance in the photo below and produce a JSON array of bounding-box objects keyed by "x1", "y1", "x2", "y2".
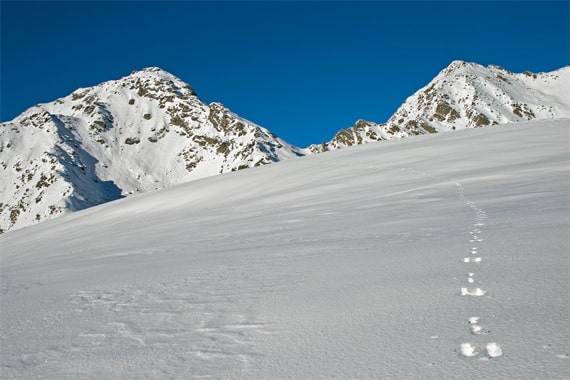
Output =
[
  {"x1": 311, "y1": 61, "x2": 570, "y2": 151},
  {"x1": 1, "y1": 119, "x2": 569, "y2": 379}
]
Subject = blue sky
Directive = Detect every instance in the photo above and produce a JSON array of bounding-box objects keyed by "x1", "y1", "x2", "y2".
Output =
[{"x1": 2, "y1": 1, "x2": 568, "y2": 147}]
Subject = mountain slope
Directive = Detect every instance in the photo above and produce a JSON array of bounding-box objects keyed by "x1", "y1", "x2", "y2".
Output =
[
  {"x1": 311, "y1": 61, "x2": 570, "y2": 151},
  {"x1": 0, "y1": 68, "x2": 304, "y2": 233},
  {"x1": 1, "y1": 119, "x2": 568, "y2": 379}
]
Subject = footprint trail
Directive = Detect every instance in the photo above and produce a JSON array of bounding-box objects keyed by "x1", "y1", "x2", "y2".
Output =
[
  {"x1": 456, "y1": 183, "x2": 503, "y2": 359},
  {"x1": 403, "y1": 173, "x2": 504, "y2": 360}
]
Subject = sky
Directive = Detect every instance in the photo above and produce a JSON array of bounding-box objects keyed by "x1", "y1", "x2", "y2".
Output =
[{"x1": 1, "y1": 1, "x2": 569, "y2": 147}]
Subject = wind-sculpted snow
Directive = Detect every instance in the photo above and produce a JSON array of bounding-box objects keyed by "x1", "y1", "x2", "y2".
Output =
[{"x1": 1, "y1": 119, "x2": 568, "y2": 379}]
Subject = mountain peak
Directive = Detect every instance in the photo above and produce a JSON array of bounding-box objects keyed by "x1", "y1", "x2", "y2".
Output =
[
  {"x1": 123, "y1": 67, "x2": 196, "y2": 95},
  {"x1": 446, "y1": 60, "x2": 475, "y2": 70},
  {"x1": 448, "y1": 59, "x2": 468, "y2": 68},
  {"x1": 130, "y1": 66, "x2": 174, "y2": 77},
  {"x1": 139, "y1": 66, "x2": 166, "y2": 73},
  {"x1": 310, "y1": 63, "x2": 570, "y2": 152},
  {"x1": 0, "y1": 68, "x2": 305, "y2": 233}
]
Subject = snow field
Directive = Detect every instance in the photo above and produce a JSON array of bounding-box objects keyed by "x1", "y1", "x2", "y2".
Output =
[{"x1": 1, "y1": 119, "x2": 569, "y2": 379}]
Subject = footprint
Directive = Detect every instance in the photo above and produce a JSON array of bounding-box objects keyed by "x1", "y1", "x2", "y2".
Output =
[
  {"x1": 463, "y1": 257, "x2": 482, "y2": 263},
  {"x1": 467, "y1": 317, "x2": 489, "y2": 335},
  {"x1": 460, "y1": 343, "x2": 478, "y2": 357},
  {"x1": 461, "y1": 287, "x2": 487, "y2": 296},
  {"x1": 470, "y1": 325, "x2": 483, "y2": 334},
  {"x1": 486, "y1": 342, "x2": 503, "y2": 358}
]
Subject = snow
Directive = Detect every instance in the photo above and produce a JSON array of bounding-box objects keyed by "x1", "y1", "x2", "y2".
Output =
[{"x1": 1, "y1": 119, "x2": 569, "y2": 379}]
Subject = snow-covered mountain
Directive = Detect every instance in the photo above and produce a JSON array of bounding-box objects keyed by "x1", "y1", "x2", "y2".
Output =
[
  {"x1": 2, "y1": 61, "x2": 569, "y2": 233},
  {"x1": 1, "y1": 120, "x2": 568, "y2": 379},
  {"x1": 0, "y1": 67, "x2": 305, "y2": 233},
  {"x1": 310, "y1": 61, "x2": 570, "y2": 152}
]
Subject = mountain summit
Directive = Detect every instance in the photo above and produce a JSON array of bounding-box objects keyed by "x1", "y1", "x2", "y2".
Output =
[
  {"x1": 310, "y1": 61, "x2": 570, "y2": 151},
  {"x1": 0, "y1": 68, "x2": 305, "y2": 233}
]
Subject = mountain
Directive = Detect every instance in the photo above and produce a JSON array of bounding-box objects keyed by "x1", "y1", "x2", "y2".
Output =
[
  {"x1": 0, "y1": 67, "x2": 305, "y2": 233},
  {"x1": 2, "y1": 61, "x2": 569, "y2": 234},
  {"x1": 1, "y1": 119, "x2": 568, "y2": 379},
  {"x1": 310, "y1": 61, "x2": 570, "y2": 152}
]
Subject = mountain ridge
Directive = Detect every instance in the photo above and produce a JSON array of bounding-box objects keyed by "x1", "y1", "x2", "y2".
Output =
[
  {"x1": 309, "y1": 61, "x2": 570, "y2": 152},
  {"x1": 0, "y1": 68, "x2": 305, "y2": 233}
]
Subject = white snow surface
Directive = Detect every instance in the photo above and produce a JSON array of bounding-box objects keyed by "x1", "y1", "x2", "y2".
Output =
[{"x1": 1, "y1": 119, "x2": 569, "y2": 379}]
